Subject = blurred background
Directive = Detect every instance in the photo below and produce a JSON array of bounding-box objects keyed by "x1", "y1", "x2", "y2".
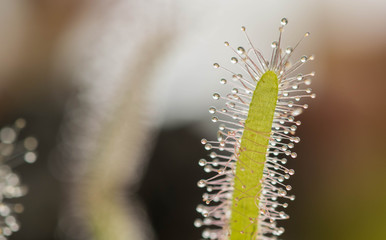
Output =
[{"x1": 0, "y1": 0, "x2": 385, "y2": 240}]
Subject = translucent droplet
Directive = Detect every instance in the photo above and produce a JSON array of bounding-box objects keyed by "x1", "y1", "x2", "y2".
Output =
[
  {"x1": 197, "y1": 180, "x2": 206, "y2": 188},
  {"x1": 286, "y1": 185, "x2": 292, "y2": 191},
  {"x1": 237, "y1": 47, "x2": 245, "y2": 54},
  {"x1": 1, "y1": 144, "x2": 14, "y2": 157},
  {"x1": 204, "y1": 144, "x2": 212, "y2": 150},
  {"x1": 0, "y1": 128, "x2": 16, "y2": 144},
  {"x1": 281, "y1": 18, "x2": 288, "y2": 26},
  {"x1": 286, "y1": 47, "x2": 293, "y2": 54},
  {"x1": 211, "y1": 117, "x2": 218, "y2": 123},
  {"x1": 198, "y1": 159, "x2": 207, "y2": 166},
  {"x1": 305, "y1": 79, "x2": 312, "y2": 85},
  {"x1": 241, "y1": 26, "x2": 246, "y2": 31},
  {"x1": 15, "y1": 118, "x2": 26, "y2": 129},
  {"x1": 296, "y1": 74, "x2": 303, "y2": 81},
  {"x1": 283, "y1": 203, "x2": 288, "y2": 208},
  {"x1": 204, "y1": 166, "x2": 212, "y2": 173},
  {"x1": 212, "y1": 93, "x2": 220, "y2": 100},
  {"x1": 201, "y1": 139, "x2": 207, "y2": 144},
  {"x1": 208, "y1": 107, "x2": 216, "y2": 114},
  {"x1": 291, "y1": 108, "x2": 303, "y2": 116},
  {"x1": 230, "y1": 57, "x2": 238, "y2": 64},
  {"x1": 278, "y1": 189, "x2": 287, "y2": 196},
  {"x1": 289, "y1": 169, "x2": 295, "y2": 175},
  {"x1": 213, "y1": 63, "x2": 220, "y2": 68},
  {"x1": 232, "y1": 88, "x2": 238, "y2": 94},
  {"x1": 224, "y1": 41, "x2": 230, "y2": 47},
  {"x1": 306, "y1": 88, "x2": 312, "y2": 93},
  {"x1": 311, "y1": 93, "x2": 316, "y2": 98},
  {"x1": 220, "y1": 78, "x2": 227, "y2": 85},
  {"x1": 24, "y1": 137, "x2": 38, "y2": 151},
  {"x1": 300, "y1": 56, "x2": 308, "y2": 63},
  {"x1": 305, "y1": 32, "x2": 310, "y2": 37},
  {"x1": 24, "y1": 152, "x2": 37, "y2": 163},
  {"x1": 271, "y1": 41, "x2": 278, "y2": 48},
  {"x1": 194, "y1": 219, "x2": 203, "y2": 228},
  {"x1": 303, "y1": 104, "x2": 309, "y2": 109}
]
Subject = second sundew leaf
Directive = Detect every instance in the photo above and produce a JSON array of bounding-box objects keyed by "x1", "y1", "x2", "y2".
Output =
[{"x1": 230, "y1": 71, "x2": 278, "y2": 239}]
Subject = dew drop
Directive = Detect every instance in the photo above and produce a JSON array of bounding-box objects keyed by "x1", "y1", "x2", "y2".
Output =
[
  {"x1": 197, "y1": 180, "x2": 206, "y2": 188},
  {"x1": 194, "y1": 219, "x2": 203, "y2": 228},
  {"x1": 220, "y1": 78, "x2": 227, "y2": 85},
  {"x1": 201, "y1": 139, "x2": 207, "y2": 144},
  {"x1": 224, "y1": 41, "x2": 229, "y2": 47},
  {"x1": 0, "y1": 128, "x2": 16, "y2": 144},
  {"x1": 231, "y1": 57, "x2": 238, "y2": 64},
  {"x1": 198, "y1": 159, "x2": 207, "y2": 166},
  {"x1": 213, "y1": 63, "x2": 220, "y2": 68},
  {"x1": 24, "y1": 137, "x2": 38, "y2": 151},
  {"x1": 24, "y1": 152, "x2": 37, "y2": 163},
  {"x1": 205, "y1": 144, "x2": 212, "y2": 150},
  {"x1": 237, "y1": 47, "x2": 245, "y2": 54},
  {"x1": 300, "y1": 56, "x2": 308, "y2": 63},
  {"x1": 278, "y1": 189, "x2": 287, "y2": 196},
  {"x1": 286, "y1": 47, "x2": 293, "y2": 54},
  {"x1": 241, "y1": 26, "x2": 246, "y2": 31},
  {"x1": 281, "y1": 18, "x2": 288, "y2": 26},
  {"x1": 291, "y1": 108, "x2": 303, "y2": 116},
  {"x1": 271, "y1": 41, "x2": 278, "y2": 48},
  {"x1": 208, "y1": 107, "x2": 216, "y2": 114},
  {"x1": 305, "y1": 79, "x2": 312, "y2": 85},
  {"x1": 15, "y1": 118, "x2": 26, "y2": 129},
  {"x1": 212, "y1": 93, "x2": 220, "y2": 100}
]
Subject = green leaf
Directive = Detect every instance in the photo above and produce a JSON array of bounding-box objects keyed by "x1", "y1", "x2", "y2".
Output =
[{"x1": 230, "y1": 70, "x2": 278, "y2": 239}]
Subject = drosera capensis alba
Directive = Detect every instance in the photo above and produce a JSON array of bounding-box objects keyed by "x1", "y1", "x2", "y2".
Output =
[{"x1": 195, "y1": 18, "x2": 315, "y2": 240}]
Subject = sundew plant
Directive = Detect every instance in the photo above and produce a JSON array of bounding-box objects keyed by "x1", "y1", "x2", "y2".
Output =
[
  {"x1": 195, "y1": 18, "x2": 315, "y2": 240},
  {"x1": 0, "y1": 119, "x2": 38, "y2": 239}
]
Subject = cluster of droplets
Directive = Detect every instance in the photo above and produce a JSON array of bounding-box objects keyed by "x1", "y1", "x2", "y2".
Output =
[
  {"x1": 195, "y1": 18, "x2": 314, "y2": 240},
  {"x1": 0, "y1": 119, "x2": 38, "y2": 239}
]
